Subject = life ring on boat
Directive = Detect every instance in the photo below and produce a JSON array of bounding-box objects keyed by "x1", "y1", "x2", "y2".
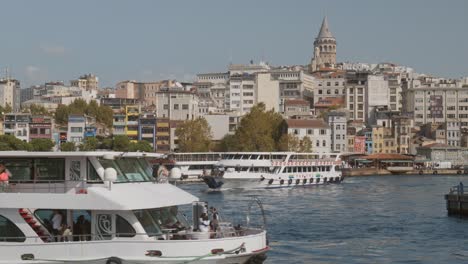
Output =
[
  {"x1": 418, "y1": 170, "x2": 423, "y2": 175},
  {"x1": 280, "y1": 179, "x2": 284, "y2": 185},
  {"x1": 268, "y1": 179, "x2": 274, "y2": 185},
  {"x1": 302, "y1": 179, "x2": 307, "y2": 184},
  {"x1": 433, "y1": 170, "x2": 438, "y2": 175},
  {"x1": 288, "y1": 179, "x2": 292, "y2": 185},
  {"x1": 106, "y1": 257, "x2": 122, "y2": 264},
  {"x1": 295, "y1": 179, "x2": 300, "y2": 185}
]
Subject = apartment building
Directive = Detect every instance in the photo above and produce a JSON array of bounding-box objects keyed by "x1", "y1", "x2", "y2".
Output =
[{"x1": 286, "y1": 119, "x2": 331, "y2": 153}]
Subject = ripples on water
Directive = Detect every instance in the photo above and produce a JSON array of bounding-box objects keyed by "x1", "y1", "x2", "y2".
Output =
[{"x1": 179, "y1": 175, "x2": 468, "y2": 264}]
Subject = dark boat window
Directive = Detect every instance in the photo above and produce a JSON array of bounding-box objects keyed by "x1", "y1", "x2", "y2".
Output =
[
  {"x1": 0, "y1": 215, "x2": 26, "y2": 242},
  {"x1": 335, "y1": 166, "x2": 341, "y2": 171},
  {"x1": 87, "y1": 159, "x2": 102, "y2": 183},
  {"x1": 116, "y1": 215, "x2": 136, "y2": 237},
  {"x1": 310, "y1": 178, "x2": 314, "y2": 183}
]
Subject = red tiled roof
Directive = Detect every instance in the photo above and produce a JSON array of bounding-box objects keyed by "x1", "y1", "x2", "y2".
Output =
[{"x1": 286, "y1": 119, "x2": 329, "y2": 129}]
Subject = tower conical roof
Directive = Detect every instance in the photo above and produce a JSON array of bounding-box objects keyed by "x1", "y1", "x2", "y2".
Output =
[{"x1": 317, "y1": 16, "x2": 334, "y2": 39}]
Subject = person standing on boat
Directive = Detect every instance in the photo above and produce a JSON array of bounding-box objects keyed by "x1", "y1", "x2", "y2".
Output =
[
  {"x1": 51, "y1": 210, "x2": 63, "y2": 241},
  {"x1": 0, "y1": 162, "x2": 10, "y2": 192},
  {"x1": 210, "y1": 207, "x2": 220, "y2": 231}
]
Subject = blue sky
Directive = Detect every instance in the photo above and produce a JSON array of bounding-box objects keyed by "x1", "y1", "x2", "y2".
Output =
[{"x1": 0, "y1": 0, "x2": 467, "y2": 87}]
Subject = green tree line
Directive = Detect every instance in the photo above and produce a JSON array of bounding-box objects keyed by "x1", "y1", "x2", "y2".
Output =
[{"x1": 175, "y1": 103, "x2": 313, "y2": 152}]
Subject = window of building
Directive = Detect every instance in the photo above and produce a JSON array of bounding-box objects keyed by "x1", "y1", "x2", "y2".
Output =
[
  {"x1": 316, "y1": 140, "x2": 320, "y2": 147},
  {"x1": 358, "y1": 88, "x2": 363, "y2": 94},
  {"x1": 163, "y1": 104, "x2": 169, "y2": 110},
  {"x1": 318, "y1": 90, "x2": 323, "y2": 95},
  {"x1": 327, "y1": 82, "x2": 331, "y2": 86},
  {"x1": 322, "y1": 140, "x2": 326, "y2": 147},
  {"x1": 294, "y1": 129, "x2": 299, "y2": 135},
  {"x1": 320, "y1": 129, "x2": 326, "y2": 135},
  {"x1": 71, "y1": 127, "x2": 83, "y2": 133},
  {"x1": 307, "y1": 129, "x2": 312, "y2": 135},
  {"x1": 327, "y1": 90, "x2": 331, "y2": 94},
  {"x1": 0, "y1": 215, "x2": 26, "y2": 242},
  {"x1": 173, "y1": 104, "x2": 179, "y2": 110}
]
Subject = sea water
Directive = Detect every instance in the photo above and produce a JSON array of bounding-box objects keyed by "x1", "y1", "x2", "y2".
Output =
[{"x1": 180, "y1": 175, "x2": 468, "y2": 264}]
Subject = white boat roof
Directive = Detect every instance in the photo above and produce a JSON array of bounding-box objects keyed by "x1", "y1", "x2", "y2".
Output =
[
  {"x1": 0, "y1": 151, "x2": 165, "y2": 158},
  {"x1": 0, "y1": 182, "x2": 198, "y2": 210}
]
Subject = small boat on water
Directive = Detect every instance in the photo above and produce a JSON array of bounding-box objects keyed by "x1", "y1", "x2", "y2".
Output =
[
  {"x1": 0, "y1": 151, "x2": 269, "y2": 263},
  {"x1": 203, "y1": 152, "x2": 343, "y2": 190}
]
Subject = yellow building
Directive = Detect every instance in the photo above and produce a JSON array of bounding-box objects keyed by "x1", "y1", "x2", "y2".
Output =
[
  {"x1": 156, "y1": 118, "x2": 170, "y2": 153},
  {"x1": 125, "y1": 105, "x2": 140, "y2": 141}
]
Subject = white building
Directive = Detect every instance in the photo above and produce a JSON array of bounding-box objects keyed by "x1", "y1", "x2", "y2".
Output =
[
  {"x1": 3, "y1": 113, "x2": 30, "y2": 142},
  {"x1": 156, "y1": 88, "x2": 199, "y2": 120},
  {"x1": 327, "y1": 112, "x2": 347, "y2": 153},
  {"x1": 70, "y1": 74, "x2": 99, "y2": 91},
  {"x1": 286, "y1": 119, "x2": 331, "y2": 153},
  {"x1": 0, "y1": 79, "x2": 21, "y2": 111},
  {"x1": 67, "y1": 115, "x2": 86, "y2": 144},
  {"x1": 404, "y1": 78, "x2": 468, "y2": 128}
]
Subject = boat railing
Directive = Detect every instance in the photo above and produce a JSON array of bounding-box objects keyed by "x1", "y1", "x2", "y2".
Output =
[
  {"x1": 0, "y1": 228, "x2": 265, "y2": 243},
  {"x1": 449, "y1": 182, "x2": 464, "y2": 195},
  {"x1": 1, "y1": 180, "x2": 103, "y2": 194}
]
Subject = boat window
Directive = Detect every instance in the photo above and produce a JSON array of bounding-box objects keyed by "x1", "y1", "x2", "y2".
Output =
[
  {"x1": 87, "y1": 159, "x2": 102, "y2": 183},
  {"x1": 134, "y1": 207, "x2": 188, "y2": 237},
  {"x1": 34, "y1": 159, "x2": 65, "y2": 181},
  {"x1": 116, "y1": 215, "x2": 136, "y2": 238},
  {"x1": 133, "y1": 210, "x2": 162, "y2": 236},
  {"x1": 99, "y1": 158, "x2": 152, "y2": 182},
  {"x1": 34, "y1": 209, "x2": 66, "y2": 235},
  {"x1": 0, "y1": 215, "x2": 26, "y2": 242},
  {"x1": 4, "y1": 159, "x2": 32, "y2": 181},
  {"x1": 335, "y1": 166, "x2": 341, "y2": 171},
  {"x1": 251, "y1": 154, "x2": 259, "y2": 160},
  {"x1": 326, "y1": 166, "x2": 331, "y2": 172},
  {"x1": 312, "y1": 167, "x2": 317, "y2": 172}
]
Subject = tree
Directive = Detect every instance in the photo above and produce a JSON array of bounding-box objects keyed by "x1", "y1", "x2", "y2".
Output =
[
  {"x1": 0, "y1": 103, "x2": 13, "y2": 114},
  {"x1": 100, "y1": 138, "x2": 113, "y2": 150},
  {"x1": 55, "y1": 105, "x2": 69, "y2": 125},
  {"x1": 175, "y1": 117, "x2": 213, "y2": 152},
  {"x1": 277, "y1": 134, "x2": 300, "y2": 152},
  {"x1": 129, "y1": 141, "x2": 154, "y2": 152},
  {"x1": 216, "y1": 134, "x2": 238, "y2": 152},
  {"x1": 96, "y1": 105, "x2": 113, "y2": 128},
  {"x1": 68, "y1": 98, "x2": 87, "y2": 115},
  {"x1": 60, "y1": 142, "x2": 76, "y2": 151},
  {"x1": 28, "y1": 104, "x2": 50, "y2": 116},
  {"x1": 80, "y1": 137, "x2": 99, "y2": 151},
  {"x1": 0, "y1": 135, "x2": 32, "y2": 151},
  {"x1": 30, "y1": 139, "x2": 55, "y2": 151},
  {"x1": 299, "y1": 137, "x2": 313, "y2": 152},
  {"x1": 113, "y1": 135, "x2": 130, "y2": 151},
  {"x1": 233, "y1": 103, "x2": 284, "y2": 151}
]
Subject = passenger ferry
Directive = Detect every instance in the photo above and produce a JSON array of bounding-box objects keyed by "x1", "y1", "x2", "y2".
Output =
[
  {"x1": 0, "y1": 151, "x2": 269, "y2": 263},
  {"x1": 204, "y1": 152, "x2": 342, "y2": 190},
  {"x1": 149, "y1": 153, "x2": 222, "y2": 180}
]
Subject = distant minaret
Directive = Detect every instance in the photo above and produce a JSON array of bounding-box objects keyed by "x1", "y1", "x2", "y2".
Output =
[{"x1": 310, "y1": 16, "x2": 337, "y2": 72}]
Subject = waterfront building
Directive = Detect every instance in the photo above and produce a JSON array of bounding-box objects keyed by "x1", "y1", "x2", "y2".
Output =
[
  {"x1": 70, "y1": 74, "x2": 99, "y2": 91},
  {"x1": 101, "y1": 98, "x2": 141, "y2": 113},
  {"x1": 67, "y1": 114, "x2": 96, "y2": 144},
  {"x1": 29, "y1": 115, "x2": 53, "y2": 140},
  {"x1": 156, "y1": 88, "x2": 199, "y2": 121},
  {"x1": 403, "y1": 77, "x2": 468, "y2": 128},
  {"x1": 392, "y1": 116, "x2": 413, "y2": 154},
  {"x1": 125, "y1": 105, "x2": 140, "y2": 141},
  {"x1": 286, "y1": 119, "x2": 331, "y2": 153},
  {"x1": 416, "y1": 143, "x2": 468, "y2": 166},
  {"x1": 138, "y1": 114, "x2": 157, "y2": 150},
  {"x1": 310, "y1": 16, "x2": 337, "y2": 72},
  {"x1": 3, "y1": 113, "x2": 30, "y2": 141},
  {"x1": 372, "y1": 126, "x2": 396, "y2": 154},
  {"x1": 345, "y1": 71, "x2": 369, "y2": 122},
  {"x1": 328, "y1": 111, "x2": 347, "y2": 152},
  {"x1": 353, "y1": 135, "x2": 366, "y2": 153},
  {"x1": 228, "y1": 72, "x2": 256, "y2": 115},
  {"x1": 155, "y1": 118, "x2": 170, "y2": 153},
  {"x1": 195, "y1": 73, "x2": 229, "y2": 112}
]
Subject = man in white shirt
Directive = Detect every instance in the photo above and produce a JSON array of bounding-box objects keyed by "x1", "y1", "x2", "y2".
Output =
[{"x1": 51, "y1": 210, "x2": 63, "y2": 241}]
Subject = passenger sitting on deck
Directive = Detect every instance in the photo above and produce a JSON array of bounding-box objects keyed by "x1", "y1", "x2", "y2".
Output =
[
  {"x1": 198, "y1": 213, "x2": 210, "y2": 232},
  {"x1": 61, "y1": 224, "x2": 73, "y2": 242},
  {"x1": 0, "y1": 162, "x2": 10, "y2": 192}
]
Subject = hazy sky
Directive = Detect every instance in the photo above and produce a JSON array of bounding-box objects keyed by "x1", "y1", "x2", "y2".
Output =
[{"x1": 0, "y1": 0, "x2": 467, "y2": 87}]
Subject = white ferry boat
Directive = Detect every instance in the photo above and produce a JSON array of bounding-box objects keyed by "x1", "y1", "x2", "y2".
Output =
[
  {"x1": 204, "y1": 152, "x2": 343, "y2": 190},
  {"x1": 0, "y1": 151, "x2": 269, "y2": 263},
  {"x1": 149, "y1": 153, "x2": 222, "y2": 180}
]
